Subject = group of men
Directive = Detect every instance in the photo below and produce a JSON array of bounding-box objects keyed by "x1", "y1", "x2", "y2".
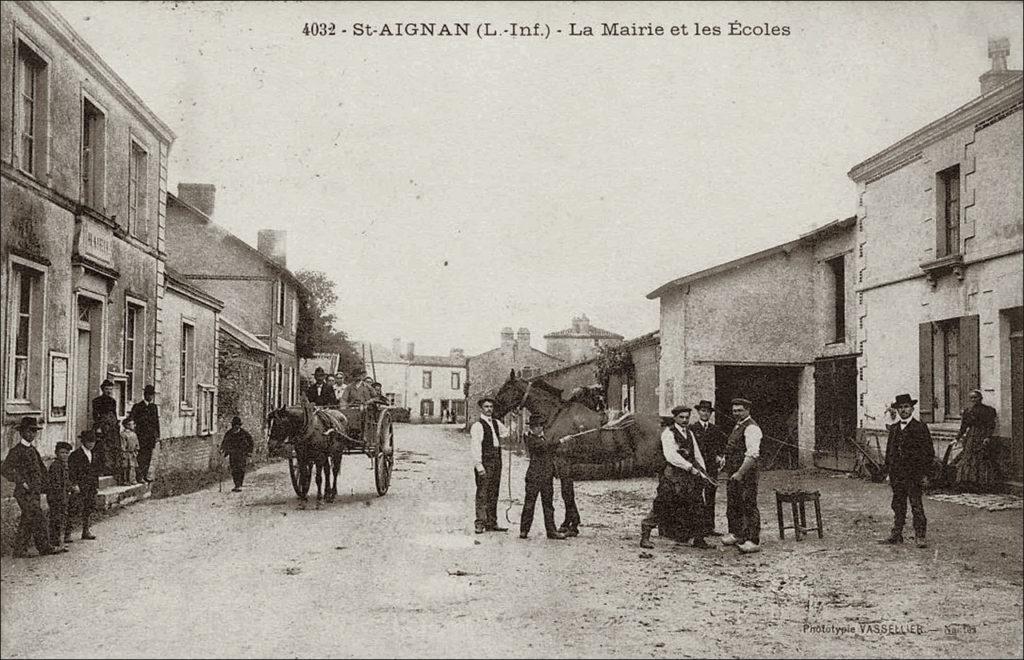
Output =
[{"x1": 305, "y1": 367, "x2": 387, "y2": 407}]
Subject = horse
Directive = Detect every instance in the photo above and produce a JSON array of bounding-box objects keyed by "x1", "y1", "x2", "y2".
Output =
[
  {"x1": 492, "y1": 371, "x2": 636, "y2": 468},
  {"x1": 267, "y1": 403, "x2": 346, "y2": 509}
]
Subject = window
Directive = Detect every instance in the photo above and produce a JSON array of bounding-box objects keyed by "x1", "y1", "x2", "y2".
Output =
[
  {"x1": 386, "y1": 393, "x2": 396, "y2": 406},
  {"x1": 82, "y1": 98, "x2": 106, "y2": 209},
  {"x1": 128, "y1": 141, "x2": 148, "y2": 236},
  {"x1": 451, "y1": 372, "x2": 461, "y2": 390},
  {"x1": 16, "y1": 41, "x2": 48, "y2": 176},
  {"x1": 180, "y1": 322, "x2": 195, "y2": 406},
  {"x1": 8, "y1": 263, "x2": 45, "y2": 406},
  {"x1": 275, "y1": 363, "x2": 284, "y2": 408},
  {"x1": 289, "y1": 366, "x2": 296, "y2": 404},
  {"x1": 422, "y1": 370, "x2": 432, "y2": 389},
  {"x1": 276, "y1": 279, "x2": 286, "y2": 326},
  {"x1": 123, "y1": 304, "x2": 142, "y2": 402},
  {"x1": 198, "y1": 387, "x2": 215, "y2": 435},
  {"x1": 827, "y1": 255, "x2": 846, "y2": 343},
  {"x1": 291, "y1": 297, "x2": 298, "y2": 334},
  {"x1": 936, "y1": 165, "x2": 961, "y2": 257},
  {"x1": 420, "y1": 399, "x2": 434, "y2": 418},
  {"x1": 919, "y1": 315, "x2": 979, "y2": 422}
]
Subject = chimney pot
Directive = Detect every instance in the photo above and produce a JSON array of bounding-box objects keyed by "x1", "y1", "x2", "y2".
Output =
[
  {"x1": 177, "y1": 183, "x2": 216, "y2": 217},
  {"x1": 406, "y1": 342, "x2": 415, "y2": 359},
  {"x1": 257, "y1": 230, "x2": 288, "y2": 268},
  {"x1": 392, "y1": 338, "x2": 402, "y2": 358},
  {"x1": 979, "y1": 37, "x2": 1017, "y2": 95}
]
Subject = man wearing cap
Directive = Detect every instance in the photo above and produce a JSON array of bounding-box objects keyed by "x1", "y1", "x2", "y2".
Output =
[
  {"x1": 640, "y1": 405, "x2": 713, "y2": 550},
  {"x1": 69, "y1": 430, "x2": 103, "y2": 540},
  {"x1": 880, "y1": 393, "x2": 934, "y2": 548},
  {"x1": 690, "y1": 400, "x2": 727, "y2": 536},
  {"x1": 130, "y1": 384, "x2": 160, "y2": 483},
  {"x1": 721, "y1": 398, "x2": 763, "y2": 554},
  {"x1": 92, "y1": 379, "x2": 120, "y2": 476},
  {"x1": 47, "y1": 441, "x2": 74, "y2": 551},
  {"x1": 470, "y1": 397, "x2": 509, "y2": 534},
  {"x1": 1, "y1": 416, "x2": 56, "y2": 557},
  {"x1": 220, "y1": 416, "x2": 254, "y2": 492},
  {"x1": 520, "y1": 414, "x2": 567, "y2": 540},
  {"x1": 306, "y1": 367, "x2": 339, "y2": 406}
]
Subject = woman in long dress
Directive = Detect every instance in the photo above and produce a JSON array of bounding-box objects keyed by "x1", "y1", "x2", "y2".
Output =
[{"x1": 954, "y1": 390, "x2": 999, "y2": 492}]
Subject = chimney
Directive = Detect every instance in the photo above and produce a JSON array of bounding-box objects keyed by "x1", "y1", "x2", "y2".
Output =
[
  {"x1": 980, "y1": 38, "x2": 1017, "y2": 95},
  {"x1": 392, "y1": 338, "x2": 402, "y2": 358},
  {"x1": 500, "y1": 327, "x2": 515, "y2": 349},
  {"x1": 406, "y1": 342, "x2": 415, "y2": 359},
  {"x1": 572, "y1": 314, "x2": 590, "y2": 334},
  {"x1": 257, "y1": 229, "x2": 288, "y2": 267},
  {"x1": 177, "y1": 183, "x2": 216, "y2": 217},
  {"x1": 516, "y1": 327, "x2": 531, "y2": 347},
  {"x1": 450, "y1": 348, "x2": 465, "y2": 362}
]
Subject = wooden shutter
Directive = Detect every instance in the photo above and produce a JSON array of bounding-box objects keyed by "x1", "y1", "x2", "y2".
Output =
[
  {"x1": 958, "y1": 314, "x2": 980, "y2": 400},
  {"x1": 919, "y1": 322, "x2": 934, "y2": 422}
]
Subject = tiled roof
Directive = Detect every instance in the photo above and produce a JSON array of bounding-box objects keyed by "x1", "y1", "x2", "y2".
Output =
[
  {"x1": 411, "y1": 355, "x2": 467, "y2": 368},
  {"x1": 219, "y1": 316, "x2": 272, "y2": 354},
  {"x1": 543, "y1": 325, "x2": 624, "y2": 339}
]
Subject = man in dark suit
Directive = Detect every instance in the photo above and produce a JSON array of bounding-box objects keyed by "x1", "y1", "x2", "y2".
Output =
[
  {"x1": 130, "y1": 384, "x2": 160, "y2": 483},
  {"x1": 92, "y1": 379, "x2": 119, "y2": 475},
  {"x1": 1, "y1": 416, "x2": 55, "y2": 557},
  {"x1": 880, "y1": 393, "x2": 934, "y2": 548},
  {"x1": 690, "y1": 399, "x2": 727, "y2": 536},
  {"x1": 306, "y1": 367, "x2": 339, "y2": 406},
  {"x1": 69, "y1": 430, "x2": 103, "y2": 540}
]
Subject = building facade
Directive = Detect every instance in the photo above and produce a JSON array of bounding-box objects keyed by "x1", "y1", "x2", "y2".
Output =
[
  {"x1": 1, "y1": 0, "x2": 174, "y2": 459},
  {"x1": 466, "y1": 327, "x2": 564, "y2": 424},
  {"x1": 164, "y1": 188, "x2": 304, "y2": 420},
  {"x1": 649, "y1": 218, "x2": 857, "y2": 469},
  {"x1": 543, "y1": 315, "x2": 624, "y2": 364},
  {"x1": 848, "y1": 47, "x2": 1023, "y2": 482}
]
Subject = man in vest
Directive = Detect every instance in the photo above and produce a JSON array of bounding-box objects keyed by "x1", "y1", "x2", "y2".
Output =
[
  {"x1": 640, "y1": 405, "x2": 713, "y2": 550},
  {"x1": 879, "y1": 393, "x2": 934, "y2": 548},
  {"x1": 721, "y1": 398, "x2": 763, "y2": 554},
  {"x1": 690, "y1": 399, "x2": 727, "y2": 537},
  {"x1": 470, "y1": 396, "x2": 509, "y2": 534}
]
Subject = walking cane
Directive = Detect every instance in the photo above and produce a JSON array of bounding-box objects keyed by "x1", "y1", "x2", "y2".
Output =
[{"x1": 219, "y1": 454, "x2": 225, "y2": 493}]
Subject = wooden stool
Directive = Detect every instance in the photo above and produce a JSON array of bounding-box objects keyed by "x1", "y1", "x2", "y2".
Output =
[{"x1": 775, "y1": 489, "x2": 823, "y2": 541}]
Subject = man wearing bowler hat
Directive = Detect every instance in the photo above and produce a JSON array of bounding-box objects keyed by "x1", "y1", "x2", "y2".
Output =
[
  {"x1": 470, "y1": 396, "x2": 508, "y2": 533},
  {"x1": 131, "y1": 384, "x2": 160, "y2": 483},
  {"x1": 1, "y1": 416, "x2": 56, "y2": 557},
  {"x1": 879, "y1": 393, "x2": 934, "y2": 548},
  {"x1": 306, "y1": 367, "x2": 339, "y2": 406},
  {"x1": 690, "y1": 399, "x2": 727, "y2": 536},
  {"x1": 519, "y1": 413, "x2": 567, "y2": 540},
  {"x1": 92, "y1": 379, "x2": 120, "y2": 475},
  {"x1": 69, "y1": 429, "x2": 103, "y2": 540}
]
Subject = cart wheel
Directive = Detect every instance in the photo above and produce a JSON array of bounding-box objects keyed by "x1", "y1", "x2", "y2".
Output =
[
  {"x1": 374, "y1": 409, "x2": 395, "y2": 495},
  {"x1": 288, "y1": 451, "x2": 310, "y2": 497}
]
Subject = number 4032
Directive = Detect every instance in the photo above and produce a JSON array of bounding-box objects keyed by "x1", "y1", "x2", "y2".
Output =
[{"x1": 303, "y1": 22, "x2": 336, "y2": 36}]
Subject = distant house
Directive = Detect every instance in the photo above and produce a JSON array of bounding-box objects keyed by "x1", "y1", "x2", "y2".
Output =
[
  {"x1": 466, "y1": 327, "x2": 564, "y2": 423},
  {"x1": 544, "y1": 315, "x2": 624, "y2": 364}
]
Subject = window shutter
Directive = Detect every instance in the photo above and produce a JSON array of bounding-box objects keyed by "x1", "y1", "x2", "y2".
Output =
[
  {"x1": 919, "y1": 322, "x2": 934, "y2": 423},
  {"x1": 958, "y1": 314, "x2": 980, "y2": 400}
]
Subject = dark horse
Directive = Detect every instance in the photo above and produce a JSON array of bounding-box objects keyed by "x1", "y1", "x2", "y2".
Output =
[
  {"x1": 493, "y1": 371, "x2": 637, "y2": 533},
  {"x1": 267, "y1": 403, "x2": 346, "y2": 509}
]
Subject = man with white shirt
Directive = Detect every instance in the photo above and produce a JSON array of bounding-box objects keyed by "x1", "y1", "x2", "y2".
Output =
[
  {"x1": 721, "y1": 398, "x2": 763, "y2": 554},
  {"x1": 470, "y1": 397, "x2": 509, "y2": 534},
  {"x1": 879, "y1": 393, "x2": 934, "y2": 548},
  {"x1": 640, "y1": 405, "x2": 713, "y2": 550},
  {"x1": 1, "y1": 416, "x2": 56, "y2": 557}
]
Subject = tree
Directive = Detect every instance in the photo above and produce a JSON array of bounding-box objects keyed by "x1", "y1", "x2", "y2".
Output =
[{"x1": 294, "y1": 269, "x2": 363, "y2": 375}]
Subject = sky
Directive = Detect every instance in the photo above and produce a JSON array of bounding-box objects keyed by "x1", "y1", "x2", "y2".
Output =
[{"x1": 51, "y1": 1, "x2": 1024, "y2": 356}]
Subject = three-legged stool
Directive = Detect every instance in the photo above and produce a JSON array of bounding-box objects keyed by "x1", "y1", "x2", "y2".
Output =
[{"x1": 775, "y1": 489, "x2": 823, "y2": 541}]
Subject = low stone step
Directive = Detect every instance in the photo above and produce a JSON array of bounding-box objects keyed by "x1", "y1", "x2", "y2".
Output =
[
  {"x1": 97, "y1": 475, "x2": 116, "y2": 490},
  {"x1": 95, "y1": 482, "x2": 151, "y2": 511},
  {"x1": 1003, "y1": 481, "x2": 1023, "y2": 496}
]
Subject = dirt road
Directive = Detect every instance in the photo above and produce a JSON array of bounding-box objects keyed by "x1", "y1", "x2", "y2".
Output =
[{"x1": 1, "y1": 424, "x2": 1021, "y2": 658}]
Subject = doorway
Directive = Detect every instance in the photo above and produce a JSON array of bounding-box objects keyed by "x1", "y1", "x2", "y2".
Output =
[
  {"x1": 1010, "y1": 307, "x2": 1023, "y2": 482},
  {"x1": 74, "y1": 297, "x2": 102, "y2": 439},
  {"x1": 714, "y1": 365, "x2": 802, "y2": 470},
  {"x1": 813, "y1": 355, "x2": 858, "y2": 470}
]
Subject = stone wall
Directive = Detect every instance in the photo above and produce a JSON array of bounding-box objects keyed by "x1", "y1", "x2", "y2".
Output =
[{"x1": 217, "y1": 330, "x2": 269, "y2": 459}]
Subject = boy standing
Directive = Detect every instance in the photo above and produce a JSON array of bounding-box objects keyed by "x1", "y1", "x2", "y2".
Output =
[
  {"x1": 69, "y1": 430, "x2": 103, "y2": 540},
  {"x1": 220, "y1": 416, "x2": 254, "y2": 492},
  {"x1": 119, "y1": 418, "x2": 140, "y2": 486},
  {"x1": 519, "y1": 414, "x2": 567, "y2": 540},
  {"x1": 47, "y1": 442, "x2": 74, "y2": 552}
]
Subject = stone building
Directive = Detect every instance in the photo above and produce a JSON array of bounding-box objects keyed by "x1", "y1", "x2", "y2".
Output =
[
  {"x1": 848, "y1": 41, "x2": 1023, "y2": 483},
  {"x1": 217, "y1": 317, "x2": 272, "y2": 458},
  {"x1": 164, "y1": 188, "x2": 305, "y2": 424},
  {"x1": 0, "y1": 0, "x2": 173, "y2": 458},
  {"x1": 153, "y1": 269, "x2": 223, "y2": 476},
  {"x1": 543, "y1": 315, "x2": 624, "y2": 364},
  {"x1": 466, "y1": 327, "x2": 564, "y2": 423},
  {"x1": 648, "y1": 217, "x2": 857, "y2": 469}
]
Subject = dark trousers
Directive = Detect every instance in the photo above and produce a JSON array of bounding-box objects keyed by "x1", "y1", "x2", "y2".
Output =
[
  {"x1": 474, "y1": 455, "x2": 502, "y2": 528},
  {"x1": 75, "y1": 489, "x2": 97, "y2": 535},
  {"x1": 521, "y1": 478, "x2": 557, "y2": 535},
  {"x1": 726, "y1": 471, "x2": 760, "y2": 544},
  {"x1": 138, "y1": 441, "x2": 155, "y2": 482},
  {"x1": 560, "y1": 478, "x2": 580, "y2": 530},
  {"x1": 48, "y1": 503, "x2": 68, "y2": 547},
  {"x1": 702, "y1": 485, "x2": 718, "y2": 534},
  {"x1": 13, "y1": 493, "x2": 52, "y2": 555},
  {"x1": 231, "y1": 468, "x2": 246, "y2": 488},
  {"x1": 890, "y1": 476, "x2": 927, "y2": 538}
]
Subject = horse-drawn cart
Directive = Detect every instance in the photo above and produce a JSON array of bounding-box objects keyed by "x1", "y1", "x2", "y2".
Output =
[{"x1": 269, "y1": 402, "x2": 395, "y2": 504}]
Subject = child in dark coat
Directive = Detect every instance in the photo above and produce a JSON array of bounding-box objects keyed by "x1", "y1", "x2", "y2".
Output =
[
  {"x1": 220, "y1": 417, "x2": 254, "y2": 492},
  {"x1": 46, "y1": 441, "x2": 74, "y2": 552}
]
